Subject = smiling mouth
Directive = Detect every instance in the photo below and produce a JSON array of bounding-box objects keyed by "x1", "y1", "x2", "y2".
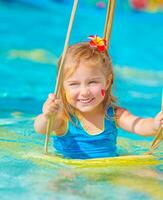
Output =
[{"x1": 78, "y1": 98, "x2": 94, "y2": 104}]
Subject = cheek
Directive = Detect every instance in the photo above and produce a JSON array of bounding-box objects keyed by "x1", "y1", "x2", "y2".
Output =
[
  {"x1": 65, "y1": 89, "x2": 79, "y2": 102},
  {"x1": 91, "y1": 85, "x2": 104, "y2": 96}
]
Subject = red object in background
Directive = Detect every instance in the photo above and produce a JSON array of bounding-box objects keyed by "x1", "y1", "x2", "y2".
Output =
[
  {"x1": 96, "y1": 1, "x2": 106, "y2": 9},
  {"x1": 131, "y1": 0, "x2": 148, "y2": 10}
]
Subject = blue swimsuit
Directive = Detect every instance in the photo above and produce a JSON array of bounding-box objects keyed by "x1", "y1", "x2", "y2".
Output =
[{"x1": 53, "y1": 106, "x2": 118, "y2": 159}]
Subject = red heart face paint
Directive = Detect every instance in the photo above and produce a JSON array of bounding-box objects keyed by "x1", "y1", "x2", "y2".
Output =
[{"x1": 101, "y1": 89, "x2": 105, "y2": 97}]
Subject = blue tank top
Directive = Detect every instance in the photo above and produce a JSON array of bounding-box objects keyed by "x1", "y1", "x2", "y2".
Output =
[{"x1": 52, "y1": 106, "x2": 118, "y2": 159}]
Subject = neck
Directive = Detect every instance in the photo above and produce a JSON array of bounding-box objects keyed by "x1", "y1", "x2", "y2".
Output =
[{"x1": 76, "y1": 104, "x2": 105, "y2": 120}]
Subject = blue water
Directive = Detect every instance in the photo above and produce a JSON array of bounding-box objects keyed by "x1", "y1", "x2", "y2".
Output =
[{"x1": 0, "y1": 1, "x2": 163, "y2": 200}]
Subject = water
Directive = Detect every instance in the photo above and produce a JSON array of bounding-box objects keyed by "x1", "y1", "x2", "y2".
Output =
[{"x1": 0, "y1": 1, "x2": 163, "y2": 200}]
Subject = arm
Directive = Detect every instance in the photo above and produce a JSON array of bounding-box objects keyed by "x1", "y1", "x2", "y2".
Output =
[
  {"x1": 34, "y1": 93, "x2": 65, "y2": 134},
  {"x1": 34, "y1": 112, "x2": 65, "y2": 134},
  {"x1": 115, "y1": 107, "x2": 163, "y2": 136}
]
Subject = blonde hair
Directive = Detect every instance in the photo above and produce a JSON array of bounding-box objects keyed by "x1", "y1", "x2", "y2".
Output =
[{"x1": 57, "y1": 42, "x2": 116, "y2": 120}]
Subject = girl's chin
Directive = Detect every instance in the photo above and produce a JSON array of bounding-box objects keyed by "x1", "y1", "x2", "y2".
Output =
[{"x1": 75, "y1": 104, "x2": 100, "y2": 113}]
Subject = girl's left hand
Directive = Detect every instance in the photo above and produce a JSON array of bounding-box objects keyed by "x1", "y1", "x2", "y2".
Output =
[{"x1": 154, "y1": 111, "x2": 163, "y2": 130}]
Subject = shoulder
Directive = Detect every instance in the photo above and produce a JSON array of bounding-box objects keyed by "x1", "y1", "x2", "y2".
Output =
[
  {"x1": 113, "y1": 106, "x2": 127, "y2": 119},
  {"x1": 106, "y1": 105, "x2": 127, "y2": 118}
]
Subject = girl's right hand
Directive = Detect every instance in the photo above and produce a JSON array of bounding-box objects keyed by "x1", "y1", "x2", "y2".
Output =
[{"x1": 42, "y1": 93, "x2": 63, "y2": 118}]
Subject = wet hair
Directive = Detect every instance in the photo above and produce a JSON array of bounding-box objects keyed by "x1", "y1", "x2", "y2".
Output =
[{"x1": 57, "y1": 42, "x2": 116, "y2": 120}]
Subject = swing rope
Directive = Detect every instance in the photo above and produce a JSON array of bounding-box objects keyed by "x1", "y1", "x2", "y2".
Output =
[
  {"x1": 103, "y1": 0, "x2": 163, "y2": 155},
  {"x1": 44, "y1": 0, "x2": 79, "y2": 154},
  {"x1": 147, "y1": 91, "x2": 163, "y2": 155},
  {"x1": 104, "y1": 0, "x2": 116, "y2": 47}
]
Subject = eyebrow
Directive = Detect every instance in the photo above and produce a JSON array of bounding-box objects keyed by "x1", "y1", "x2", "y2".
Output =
[
  {"x1": 87, "y1": 77, "x2": 101, "y2": 81},
  {"x1": 66, "y1": 80, "x2": 79, "y2": 83},
  {"x1": 66, "y1": 77, "x2": 100, "y2": 83},
  {"x1": 89, "y1": 77, "x2": 101, "y2": 80}
]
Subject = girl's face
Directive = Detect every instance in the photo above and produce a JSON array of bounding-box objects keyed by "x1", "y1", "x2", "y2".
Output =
[{"x1": 63, "y1": 62, "x2": 110, "y2": 113}]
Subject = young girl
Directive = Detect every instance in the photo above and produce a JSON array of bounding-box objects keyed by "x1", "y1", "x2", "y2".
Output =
[{"x1": 34, "y1": 36, "x2": 163, "y2": 159}]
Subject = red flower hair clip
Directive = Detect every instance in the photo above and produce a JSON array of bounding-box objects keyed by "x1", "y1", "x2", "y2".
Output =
[{"x1": 88, "y1": 35, "x2": 107, "y2": 52}]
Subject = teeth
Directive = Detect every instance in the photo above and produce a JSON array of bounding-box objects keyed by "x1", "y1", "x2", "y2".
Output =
[{"x1": 79, "y1": 98, "x2": 92, "y2": 103}]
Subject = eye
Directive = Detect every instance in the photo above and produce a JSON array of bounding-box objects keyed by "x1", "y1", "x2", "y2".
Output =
[
  {"x1": 69, "y1": 83, "x2": 79, "y2": 86},
  {"x1": 89, "y1": 81, "x2": 97, "y2": 84}
]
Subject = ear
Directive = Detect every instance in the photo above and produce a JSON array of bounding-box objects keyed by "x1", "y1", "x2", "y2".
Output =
[{"x1": 105, "y1": 74, "x2": 113, "y2": 90}]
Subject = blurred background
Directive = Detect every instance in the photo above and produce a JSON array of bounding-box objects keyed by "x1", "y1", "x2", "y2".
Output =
[{"x1": 0, "y1": 0, "x2": 163, "y2": 119}]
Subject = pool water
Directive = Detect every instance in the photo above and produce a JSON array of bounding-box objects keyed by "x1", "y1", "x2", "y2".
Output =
[{"x1": 0, "y1": 1, "x2": 163, "y2": 200}]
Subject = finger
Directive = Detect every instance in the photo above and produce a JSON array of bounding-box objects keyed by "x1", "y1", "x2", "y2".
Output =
[
  {"x1": 45, "y1": 107, "x2": 57, "y2": 115},
  {"x1": 49, "y1": 106, "x2": 59, "y2": 113},
  {"x1": 49, "y1": 101, "x2": 61, "y2": 109},
  {"x1": 53, "y1": 104, "x2": 61, "y2": 111},
  {"x1": 54, "y1": 99, "x2": 63, "y2": 105},
  {"x1": 156, "y1": 114, "x2": 163, "y2": 121},
  {"x1": 43, "y1": 103, "x2": 55, "y2": 114},
  {"x1": 48, "y1": 93, "x2": 56, "y2": 101}
]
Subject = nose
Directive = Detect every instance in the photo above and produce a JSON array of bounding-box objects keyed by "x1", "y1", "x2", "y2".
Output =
[{"x1": 80, "y1": 85, "x2": 90, "y2": 96}]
